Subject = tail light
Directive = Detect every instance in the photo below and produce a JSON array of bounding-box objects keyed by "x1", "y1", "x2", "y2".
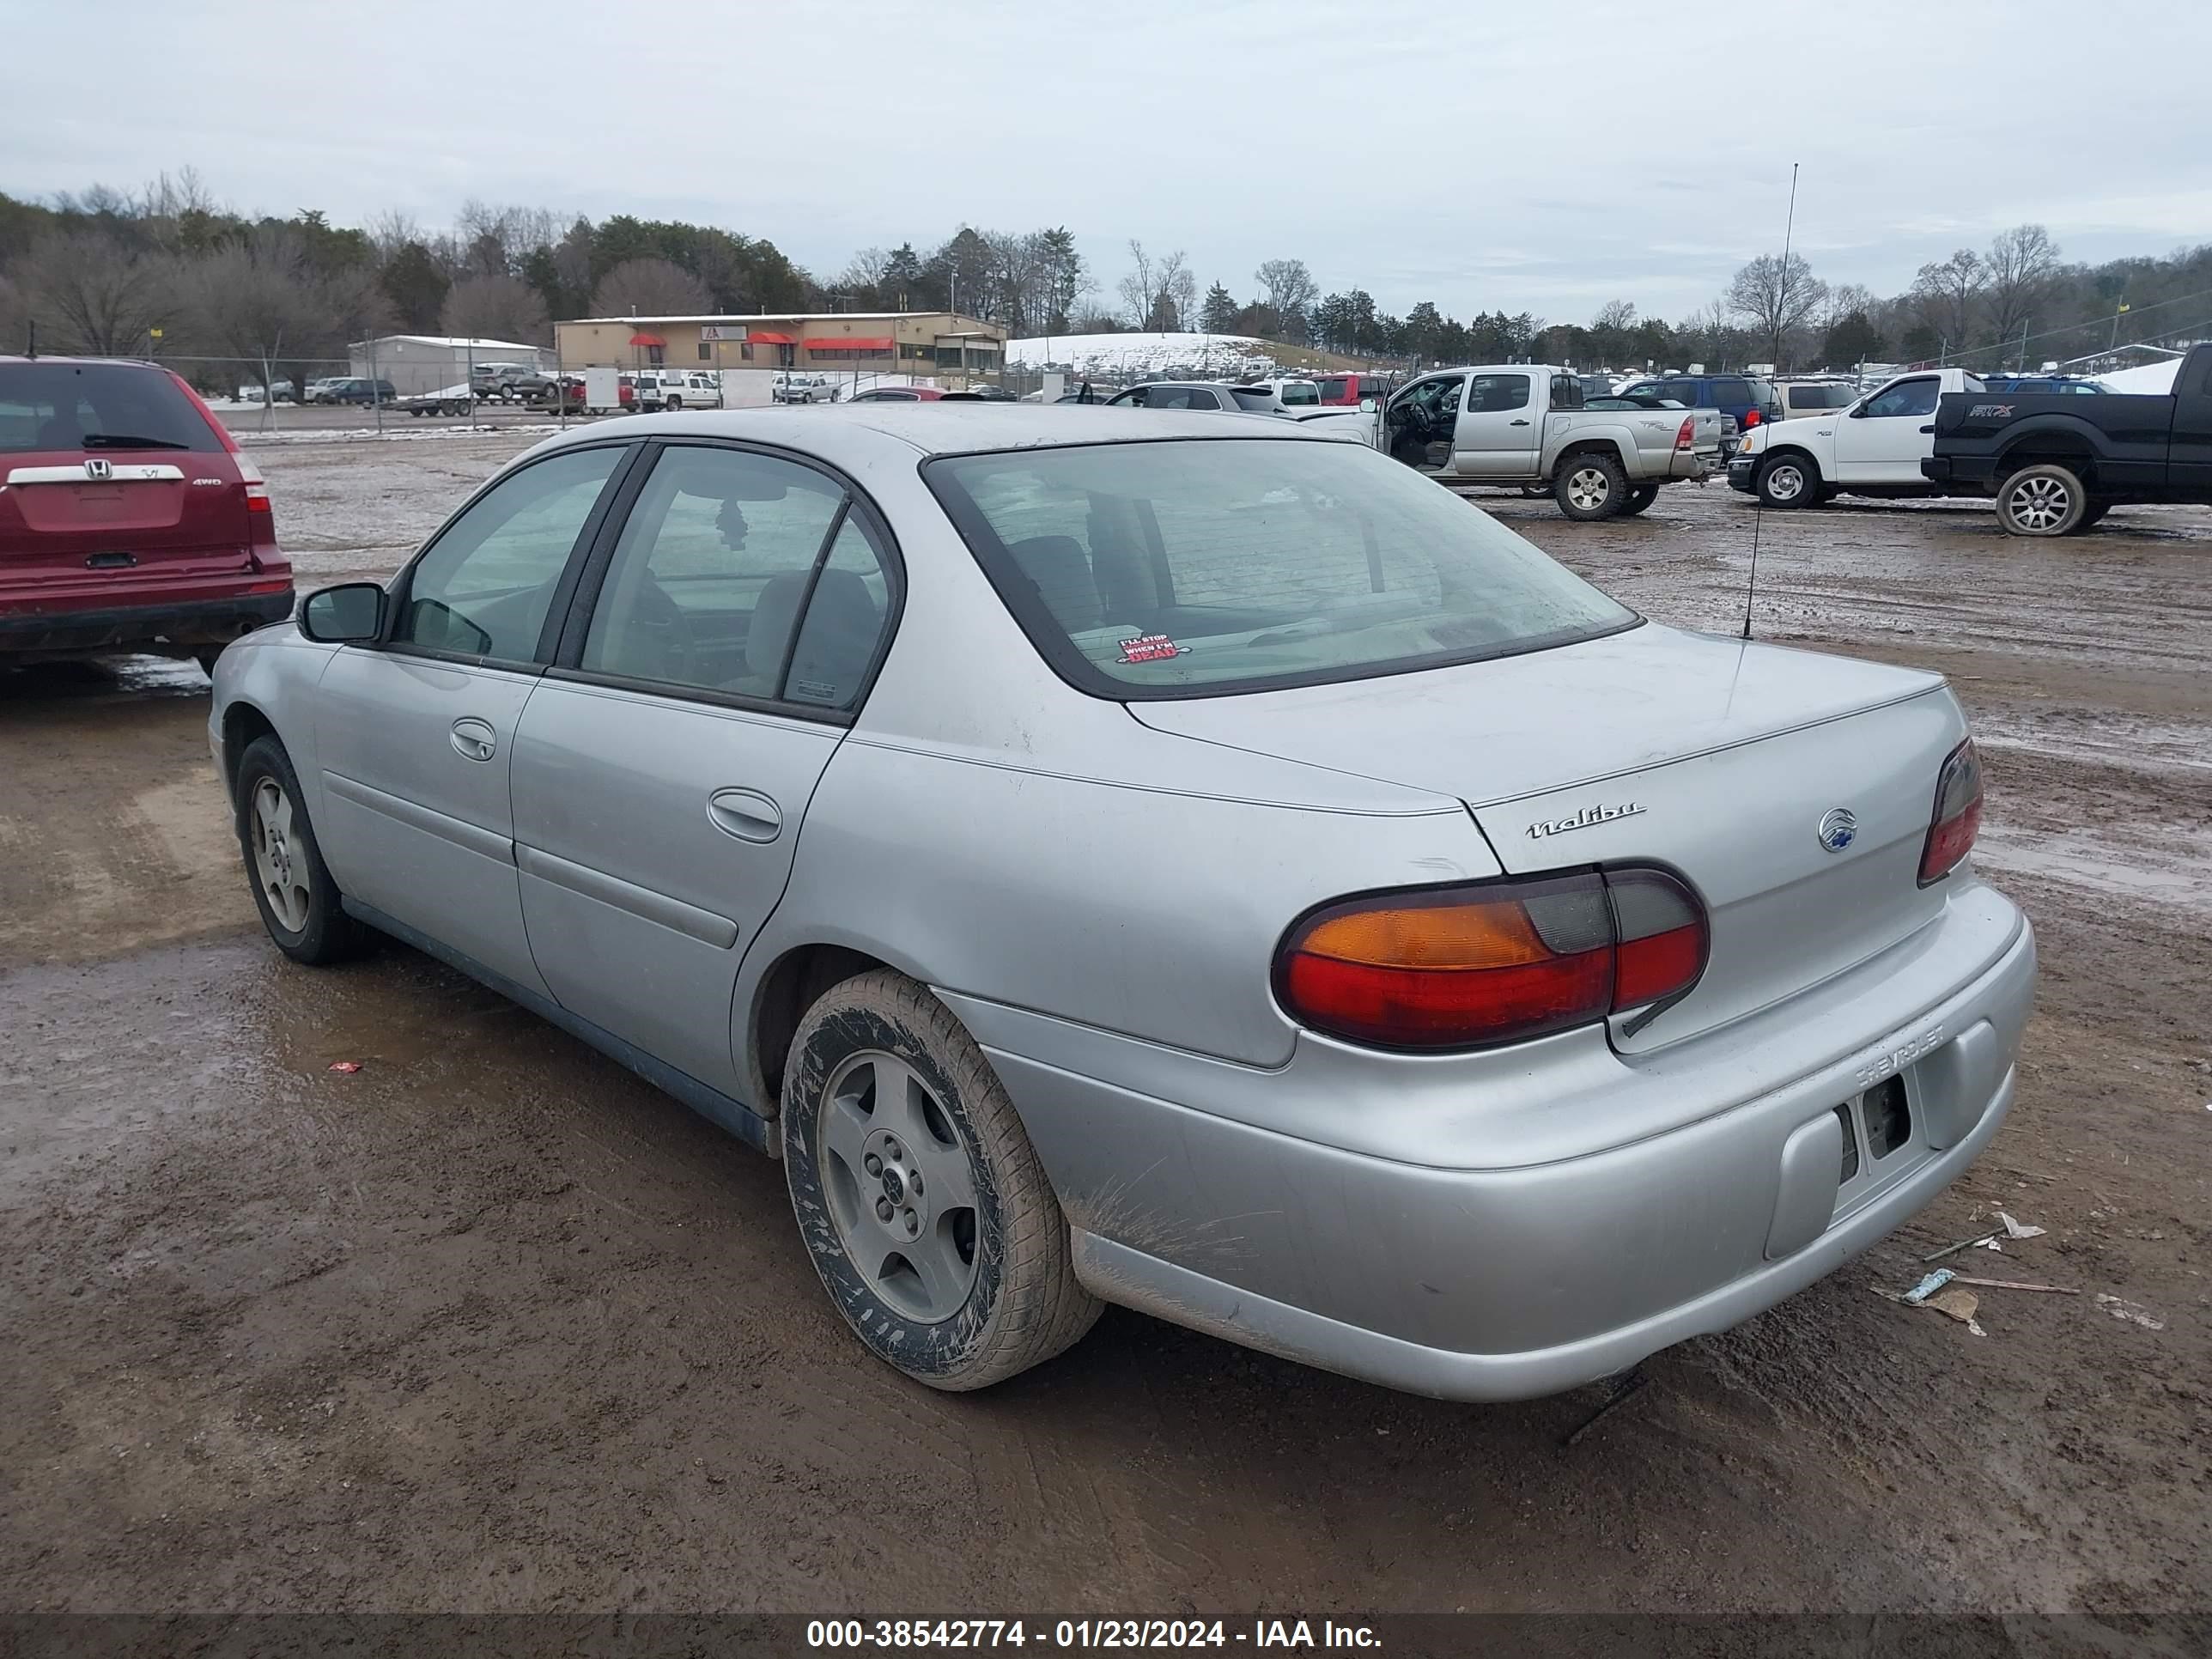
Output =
[
  {"x1": 234, "y1": 453, "x2": 279, "y2": 556},
  {"x1": 1275, "y1": 867, "x2": 1708, "y2": 1051},
  {"x1": 1742, "y1": 409, "x2": 1762, "y2": 427},
  {"x1": 1674, "y1": 416, "x2": 1695, "y2": 450},
  {"x1": 1918, "y1": 738, "x2": 1984, "y2": 885}
]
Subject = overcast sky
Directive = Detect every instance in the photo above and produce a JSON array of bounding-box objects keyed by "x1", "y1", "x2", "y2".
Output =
[{"x1": 6, "y1": 0, "x2": 2207, "y2": 327}]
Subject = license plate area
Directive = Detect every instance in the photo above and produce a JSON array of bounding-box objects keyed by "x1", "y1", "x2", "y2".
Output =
[{"x1": 1832, "y1": 1075, "x2": 1921, "y2": 1213}]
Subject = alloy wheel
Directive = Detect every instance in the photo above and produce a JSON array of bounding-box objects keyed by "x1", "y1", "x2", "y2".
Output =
[
  {"x1": 817, "y1": 1049, "x2": 981, "y2": 1322},
  {"x1": 1565, "y1": 466, "x2": 1613, "y2": 512},
  {"x1": 250, "y1": 777, "x2": 311, "y2": 933},
  {"x1": 2008, "y1": 475, "x2": 2071, "y2": 532}
]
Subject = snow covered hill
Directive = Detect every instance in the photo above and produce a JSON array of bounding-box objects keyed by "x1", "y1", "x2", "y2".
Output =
[{"x1": 1006, "y1": 331, "x2": 1283, "y2": 378}]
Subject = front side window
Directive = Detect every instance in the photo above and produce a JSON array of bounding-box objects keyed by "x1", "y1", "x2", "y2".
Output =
[
  {"x1": 1865, "y1": 378, "x2": 1939, "y2": 418},
  {"x1": 927, "y1": 438, "x2": 1638, "y2": 700},
  {"x1": 579, "y1": 445, "x2": 869, "y2": 703},
  {"x1": 396, "y1": 445, "x2": 627, "y2": 662}
]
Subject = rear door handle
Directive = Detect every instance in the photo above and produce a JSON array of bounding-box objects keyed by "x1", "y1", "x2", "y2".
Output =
[
  {"x1": 707, "y1": 787, "x2": 782, "y2": 843},
  {"x1": 450, "y1": 717, "x2": 497, "y2": 762}
]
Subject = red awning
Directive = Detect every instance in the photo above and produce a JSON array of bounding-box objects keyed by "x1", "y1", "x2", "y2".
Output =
[
  {"x1": 805, "y1": 335, "x2": 894, "y2": 350},
  {"x1": 748, "y1": 331, "x2": 797, "y2": 345},
  {"x1": 628, "y1": 332, "x2": 666, "y2": 348}
]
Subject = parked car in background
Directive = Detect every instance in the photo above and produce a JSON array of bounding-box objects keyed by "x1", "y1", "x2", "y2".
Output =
[
  {"x1": 1107, "y1": 382, "x2": 1291, "y2": 414},
  {"x1": 1315, "y1": 371, "x2": 1394, "y2": 406},
  {"x1": 234, "y1": 379, "x2": 296, "y2": 404},
  {"x1": 633, "y1": 370, "x2": 725, "y2": 411},
  {"x1": 1323, "y1": 365, "x2": 1721, "y2": 518},
  {"x1": 209, "y1": 404, "x2": 2031, "y2": 1402},
  {"x1": 951, "y1": 384, "x2": 1019, "y2": 402},
  {"x1": 1249, "y1": 377, "x2": 1322, "y2": 407},
  {"x1": 1978, "y1": 375, "x2": 2110, "y2": 396},
  {"x1": 2, "y1": 356, "x2": 294, "y2": 675},
  {"x1": 1923, "y1": 341, "x2": 2212, "y2": 535},
  {"x1": 301, "y1": 378, "x2": 347, "y2": 404},
  {"x1": 1773, "y1": 380, "x2": 1861, "y2": 422},
  {"x1": 307, "y1": 378, "x2": 398, "y2": 407},
  {"x1": 847, "y1": 385, "x2": 947, "y2": 402},
  {"x1": 520, "y1": 373, "x2": 586, "y2": 413},
  {"x1": 468, "y1": 362, "x2": 538, "y2": 401},
  {"x1": 1577, "y1": 374, "x2": 1622, "y2": 400},
  {"x1": 774, "y1": 374, "x2": 837, "y2": 404},
  {"x1": 1731, "y1": 368, "x2": 1985, "y2": 508},
  {"x1": 1616, "y1": 373, "x2": 1784, "y2": 443}
]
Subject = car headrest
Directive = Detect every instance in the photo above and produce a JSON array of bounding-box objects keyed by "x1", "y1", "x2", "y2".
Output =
[
  {"x1": 747, "y1": 572, "x2": 811, "y2": 679},
  {"x1": 1006, "y1": 535, "x2": 1101, "y2": 631}
]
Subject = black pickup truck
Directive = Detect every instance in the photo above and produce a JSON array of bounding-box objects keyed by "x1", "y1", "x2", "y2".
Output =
[{"x1": 1922, "y1": 342, "x2": 2212, "y2": 536}]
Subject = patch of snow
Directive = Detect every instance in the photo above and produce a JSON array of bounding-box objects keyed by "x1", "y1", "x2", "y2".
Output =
[{"x1": 1006, "y1": 331, "x2": 1283, "y2": 379}]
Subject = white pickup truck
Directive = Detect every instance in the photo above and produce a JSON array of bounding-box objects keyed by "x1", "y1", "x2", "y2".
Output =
[
  {"x1": 1728, "y1": 368, "x2": 1984, "y2": 507},
  {"x1": 630, "y1": 370, "x2": 724, "y2": 411},
  {"x1": 1314, "y1": 363, "x2": 1723, "y2": 520}
]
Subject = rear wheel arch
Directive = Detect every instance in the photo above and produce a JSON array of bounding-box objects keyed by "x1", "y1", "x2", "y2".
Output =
[
  {"x1": 747, "y1": 942, "x2": 898, "y2": 1125},
  {"x1": 1554, "y1": 437, "x2": 1626, "y2": 472},
  {"x1": 1997, "y1": 440, "x2": 2097, "y2": 485}
]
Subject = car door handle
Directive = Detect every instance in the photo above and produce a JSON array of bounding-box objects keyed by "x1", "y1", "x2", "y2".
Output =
[
  {"x1": 1509, "y1": 418, "x2": 1531, "y2": 426},
  {"x1": 707, "y1": 787, "x2": 782, "y2": 843},
  {"x1": 1920, "y1": 424, "x2": 1935, "y2": 434},
  {"x1": 449, "y1": 717, "x2": 497, "y2": 763}
]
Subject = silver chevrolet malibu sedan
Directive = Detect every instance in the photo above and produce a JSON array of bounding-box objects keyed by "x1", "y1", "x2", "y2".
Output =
[{"x1": 210, "y1": 406, "x2": 2035, "y2": 1400}]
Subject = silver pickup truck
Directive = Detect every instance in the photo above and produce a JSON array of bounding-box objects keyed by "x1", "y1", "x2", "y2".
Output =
[{"x1": 1309, "y1": 364, "x2": 1723, "y2": 519}]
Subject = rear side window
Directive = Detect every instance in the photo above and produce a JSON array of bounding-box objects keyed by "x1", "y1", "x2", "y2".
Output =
[
  {"x1": 1710, "y1": 378, "x2": 1753, "y2": 406},
  {"x1": 0, "y1": 362, "x2": 219, "y2": 453},
  {"x1": 926, "y1": 438, "x2": 1638, "y2": 700}
]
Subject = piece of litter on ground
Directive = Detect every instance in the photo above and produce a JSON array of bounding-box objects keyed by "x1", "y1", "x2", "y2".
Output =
[
  {"x1": 2094, "y1": 1294, "x2": 2165, "y2": 1331},
  {"x1": 326, "y1": 1060, "x2": 362, "y2": 1074},
  {"x1": 1925, "y1": 1287, "x2": 1985, "y2": 1336},
  {"x1": 1922, "y1": 1230, "x2": 2003, "y2": 1262},
  {"x1": 1903, "y1": 1267, "x2": 1956, "y2": 1304},
  {"x1": 1952, "y1": 1276, "x2": 2078, "y2": 1295},
  {"x1": 1995, "y1": 1211, "x2": 2046, "y2": 1240},
  {"x1": 1974, "y1": 1237, "x2": 2004, "y2": 1251}
]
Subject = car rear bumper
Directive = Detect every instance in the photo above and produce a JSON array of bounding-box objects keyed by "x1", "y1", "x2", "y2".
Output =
[
  {"x1": 948, "y1": 879, "x2": 2034, "y2": 1401},
  {"x1": 0, "y1": 588, "x2": 295, "y2": 656},
  {"x1": 1668, "y1": 452, "x2": 1714, "y2": 482}
]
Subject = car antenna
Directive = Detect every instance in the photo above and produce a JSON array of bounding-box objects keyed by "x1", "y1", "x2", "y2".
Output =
[{"x1": 1742, "y1": 161, "x2": 1800, "y2": 641}]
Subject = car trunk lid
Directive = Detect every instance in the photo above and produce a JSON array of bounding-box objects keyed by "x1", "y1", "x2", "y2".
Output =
[{"x1": 1133, "y1": 623, "x2": 1965, "y2": 1050}]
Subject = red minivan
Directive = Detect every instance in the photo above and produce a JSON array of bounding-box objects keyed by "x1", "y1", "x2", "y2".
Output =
[
  {"x1": 1, "y1": 357, "x2": 294, "y2": 674},
  {"x1": 1316, "y1": 372, "x2": 1394, "y2": 406}
]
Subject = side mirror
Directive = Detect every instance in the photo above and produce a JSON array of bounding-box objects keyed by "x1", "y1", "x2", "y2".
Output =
[
  {"x1": 1358, "y1": 398, "x2": 1377, "y2": 412},
  {"x1": 299, "y1": 582, "x2": 386, "y2": 644},
  {"x1": 1848, "y1": 404, "x2": 1869, "y2": 418}
]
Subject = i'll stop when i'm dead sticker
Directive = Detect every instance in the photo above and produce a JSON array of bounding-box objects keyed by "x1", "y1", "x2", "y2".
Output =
[{"x1": 1116, "y1": 633, "x2": 1185, "y2": 664}]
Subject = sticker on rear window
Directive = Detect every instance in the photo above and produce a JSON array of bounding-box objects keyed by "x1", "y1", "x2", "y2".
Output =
[{"x1": 1116, "y1": 633, "x2": 1184, "y2": 664}]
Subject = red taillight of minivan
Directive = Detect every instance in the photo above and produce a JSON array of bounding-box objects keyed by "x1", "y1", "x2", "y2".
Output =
[
  {"x1": 1919, "y1": 738, "x2": 1984, "y2": 885},
  {"x1": 1274, "y1": 868, "x2": 1708, "y2": 1051}
]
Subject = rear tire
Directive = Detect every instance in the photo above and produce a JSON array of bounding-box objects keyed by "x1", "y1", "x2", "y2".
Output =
[
  {"x1": 234, "y1": 736, "x2": 367, "y2": 966},
  {"x1": 781, "y1": 969, "x2": 1101, "y2": 1391},
  {"x1": 1620, "y1": 481, "x2": 1660, "y2": 516},
  {"x1": 1554, "y1": 452, "x2": 1629, "y2": 520},
  {"x1": 1755, "y1": 453, "x2": 1816, "y2": 507},
  {"x1": 1996, "y1": 462, "x2": 2088, "y2": 537}
]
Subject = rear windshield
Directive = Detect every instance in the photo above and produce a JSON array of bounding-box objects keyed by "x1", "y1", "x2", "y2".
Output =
[
  {"x1": 924, "y1": 438, "x2": 1639, "y2": 700},
  {"x1": 1274, "y1": 381, "x2": 1319, "y2": 405},
  {"x1": 1317, "y1": 377, "x2": 1348, "y2": 398},
  {"x1": 1229, "y1": 388, "x2": 1279, "y2": 411},
  {"x1": 0, "y1": 361, "x2": 218, "y2": 453}
]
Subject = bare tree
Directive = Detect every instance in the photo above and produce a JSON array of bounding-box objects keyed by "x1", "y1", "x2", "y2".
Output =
[
  {"x1": 15, "y1": 230, "x2": 175, "y2": 355},
  {"x1": 1910, "y1": 249, "x2": 1984, "y2": 360},
  {"x1": 590, "y1": 257, "x2": 710, "y2": 318},
  {"x1": 1253, "y1": 258, "x2": 1318, "y2": 321},
  {"x1": 368, "y1": 210, "x2": 423, "y2": 260},
  {"x1": 440, "y1": 274, "x2": 550, "y2": 344},
  {"x1": 1726, "y1": 251, "x2": 1827, "y2": 364},
  {"x1": 182, "y1": 228, "x2": 323, "y2": 393},
  {"x1": 1117, "y1": 240, "x2": 1195, "y2": 331},
  {"x1": 984, "y1": 230, "x2": 1049, "y2": 336},
  {"x1": 838, "y1": 246, "x2": 892, "y2": 289},
  {"x1": 1982, "y1": 224, "x2": 2062, "y2": 368}
]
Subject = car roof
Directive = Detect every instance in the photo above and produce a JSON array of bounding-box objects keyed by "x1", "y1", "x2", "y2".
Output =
[
  {"x1": 530, "y1": 404, "x2": 1325, "y2": 466},
  {"x1": 0, "y1": 355, "x2": 166, "y2": 371}
]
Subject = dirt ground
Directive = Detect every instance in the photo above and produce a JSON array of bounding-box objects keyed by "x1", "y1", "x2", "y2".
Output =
[{"x1": 3, "y1": 432, "x2": 2208, "y2": 1617}]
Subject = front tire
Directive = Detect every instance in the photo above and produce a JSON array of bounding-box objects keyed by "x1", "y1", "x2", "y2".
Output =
[
  {"x1": 781, "y1": 969, "x2": 1101, "y2": 1391},
  {"x1": 1996, "y1": 462, "x2": 2088, "y2": 537},
  {"x1": 1755, "y1": 453, "x2": 1816, "y2": 507},
  {"x1": 234, "y1": 736, "x2": 366, "y2": 965},
  {"x1": 1554, "y1": 452, "x2": 1629, "y2": 520}
]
